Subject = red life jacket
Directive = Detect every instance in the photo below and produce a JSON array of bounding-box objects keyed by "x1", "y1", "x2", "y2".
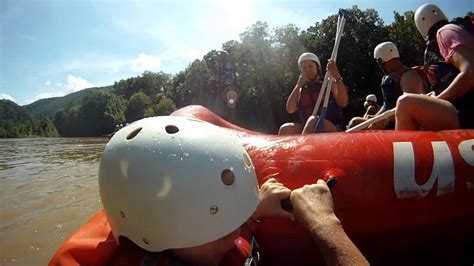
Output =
[{"x1": 297, "y1": 78, "x2": 324, "y2": 122}]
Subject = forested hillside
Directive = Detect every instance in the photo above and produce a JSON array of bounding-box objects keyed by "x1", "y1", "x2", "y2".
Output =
[
  {"x1": 22, "y1": 86, "x2": 113, "y2": 118},
  {"x1": 0, "y1": 100, "x2": 58, "y2": 137}
]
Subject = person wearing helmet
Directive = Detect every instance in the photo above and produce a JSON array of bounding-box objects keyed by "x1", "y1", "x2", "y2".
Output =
[
  {"x1": 278, "y1": 52, "x2": 349, "y2": 134},
  {"x1": 97, "y1": 116, "x2": 293, "y2": 265},
  {"x1": 50, "y1": 116, "x2": 367, "y2": 266},
  {"x1": 368, "y1": 41, "x2": 426, "y2": 130},
  {"x1": 395, "y1": 4, "x2": 474, "y2": 130},
  {"x1": 363, "y1": 94, "x2": 381, "y2": 117},
  {"x1": 346, "y1": 94, "x2": 381, "y2": 129}
]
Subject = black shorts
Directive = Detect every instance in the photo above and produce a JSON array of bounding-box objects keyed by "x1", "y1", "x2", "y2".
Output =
[{"x1": 453, "y1": 90, "x2": 474, "y2": 129}]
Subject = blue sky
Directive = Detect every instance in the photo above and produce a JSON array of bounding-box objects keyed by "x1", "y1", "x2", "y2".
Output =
[{"x1": 0, "y1": 0, "x2": 471, "y2": 106}]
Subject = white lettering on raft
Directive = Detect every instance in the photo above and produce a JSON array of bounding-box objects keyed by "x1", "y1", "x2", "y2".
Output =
[
  {"x1": 459, "y1": 139, "x2": 474, "y2": 192},
  {"x1": 393, "y1": 141, "x2": 457, "y2": 199},
  {"x1": 393, "y1": 139, "x2": 474, "y2": 198}
]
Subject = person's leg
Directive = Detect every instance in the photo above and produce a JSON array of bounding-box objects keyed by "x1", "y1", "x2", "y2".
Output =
[
  {"x1": 278, "y1": 123, "x2": 304, "y2": 135},
  {"x1": 347, "y1": 117, "x2": 367, "y2": 129},
  {"x1": 395, "y1": 94, "x2": 460, "y2": 131},
  {"x1": 302, "y1": 116, "x2": 338, "y2": 134}
]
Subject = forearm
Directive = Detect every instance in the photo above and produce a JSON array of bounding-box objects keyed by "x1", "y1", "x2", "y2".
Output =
[
  {"x1": 286, "y1": 85, "x2": 300, "y2": 113},
  {"x1": 436, "y1": 70, "x2": 474, "y2": 101},
  {"x1": 309, "y1": 216, "x2": 369, "y2": 266},
  {"x1": 331, "y1": 81, "x2": 348, "y2": 107}
]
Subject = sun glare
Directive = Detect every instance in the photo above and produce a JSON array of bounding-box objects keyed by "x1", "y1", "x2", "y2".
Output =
[{"x1": 213, "y1": 0, "x2": 255, "y2": 32}]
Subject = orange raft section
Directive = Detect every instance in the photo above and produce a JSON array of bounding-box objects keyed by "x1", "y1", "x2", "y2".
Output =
[
  {"x1": 51, "y1": 105, "x2": 474, "y2": 265},
  {"x1": 172, "y1": 105, "x2": 474, "y2": 265}
]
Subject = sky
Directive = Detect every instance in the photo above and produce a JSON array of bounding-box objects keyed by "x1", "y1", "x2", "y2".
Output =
[{"x1": 0, "y1": 0, "x2": 472, "y2": 106}]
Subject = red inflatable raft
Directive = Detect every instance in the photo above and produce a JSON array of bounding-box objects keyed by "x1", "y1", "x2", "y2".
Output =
[{"x1": 51, "y1": 105, "x2": 474, "y2": 265}]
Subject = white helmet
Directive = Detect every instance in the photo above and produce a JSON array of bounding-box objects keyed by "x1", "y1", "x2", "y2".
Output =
[
  {"x1": 298, "y1": 52, "x2": 321, "y2": 70},
  {"x1": 365, "y1": 94, "x2": 377, "y2": 102},
  {"x1": 99, "y1": 116, "x2": 259, "y2": 252},
  {"x1": 414, "y1": 3, "x2": 448, "y2": 39},
  {"x1": 373, "y1": 42, "x2": 400, "y2": 63}
]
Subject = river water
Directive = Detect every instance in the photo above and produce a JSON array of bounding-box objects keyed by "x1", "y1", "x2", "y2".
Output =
[{"x1": 0, "y1": 138, "x2": 108, "y2": 266}]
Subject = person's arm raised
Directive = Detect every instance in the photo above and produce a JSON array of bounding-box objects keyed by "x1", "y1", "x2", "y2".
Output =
[
  {"x1": 286, "y1": 75, "x2": 306, "y2": 113},
  {"x1": 290, "y1": 180, "x2": 369, "y2": 266},
  {"x1": 327, "y1": 59, "x2": 348, "y2": 108}
]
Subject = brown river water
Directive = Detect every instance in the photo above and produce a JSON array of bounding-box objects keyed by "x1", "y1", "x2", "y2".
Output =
[{"x1": 0, "y1": 138, "x2": 108, "y2": 266}]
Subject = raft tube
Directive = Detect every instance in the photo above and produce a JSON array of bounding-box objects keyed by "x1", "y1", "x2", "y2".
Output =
[
  {"x1": 171, "y1": 105, "x2": 474, "y2": 265},
  {"x1": 51, "y1": 105, "x2": 474, "y2": 265}
]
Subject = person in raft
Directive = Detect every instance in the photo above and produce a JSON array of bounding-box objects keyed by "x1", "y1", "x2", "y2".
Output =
[
  {"x1": 346, "y1": 94, "x2": 382, "y2": 129},
  {"x1": 49, "y1": 116, "x2": 368, "y2": 266},
  {"x1": 278, "y1": 52, "x2": 349, "y2": 135},
  {"x1": 395, "y1": 4, "x2": 474, "y2": 130},
  {"x1": 366, "y1": 41, "x2": 427, "y2": 130}
]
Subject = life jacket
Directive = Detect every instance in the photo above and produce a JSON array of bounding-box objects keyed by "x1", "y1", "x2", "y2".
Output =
[
  {"x1": 297, "y1": 77, "x2": 344, "y2": 128},
  {"x1": 380, "y1": 64, "x2": 431, "y2": 111},
  {"x1": 49, "y1": 210, "x2": 253, "y2": 266}
]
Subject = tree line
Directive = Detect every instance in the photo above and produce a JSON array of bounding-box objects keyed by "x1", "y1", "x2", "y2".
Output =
[{"x1": 3, "y1": 6, "x2": 435, "y2": 137}]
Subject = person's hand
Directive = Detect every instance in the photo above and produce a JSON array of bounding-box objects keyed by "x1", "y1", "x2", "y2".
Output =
[
  {"x1": 252, "y1": 178, "x2": 292, "y2": 220},
  {"x1": 297, "y1": 73, "x2": 309, "y2": 88},
  {"x1": 326, "y1": 59, "x2": 341, "y2": 80},
  {"x1": 290, "y1": 179, "x2": 337, "y2": 232}
]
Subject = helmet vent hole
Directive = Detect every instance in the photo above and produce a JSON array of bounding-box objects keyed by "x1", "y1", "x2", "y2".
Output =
[
  {"x1": 243, "y1": 153, "x2": 252, "y2": 167},
  {"x1": 165, "y1": 125, "x2": 179, "y2": 134},
  {"x1": 210, "y1": 205, "x2": 219, "y2": 215},
  {"x1": 142, "y1": 238, "x2": 150, "y2": 245},
  {"x1": 127, "y1": 127, "x2": 142, "y2": 140},
  {"x1": 221, "y1": 169, "x2": 235, "y2": 186}
]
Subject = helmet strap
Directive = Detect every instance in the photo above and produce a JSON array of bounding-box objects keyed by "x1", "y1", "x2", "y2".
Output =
[
  {"x1": 427, "y1": 20, "x2": 448, "y2": 41},
  {"x1": 244, "y1": 237, "x2": 260, "y2": 266},
  {"x1": 376, "y1": 59, "x2": 388, "y2": 75}
]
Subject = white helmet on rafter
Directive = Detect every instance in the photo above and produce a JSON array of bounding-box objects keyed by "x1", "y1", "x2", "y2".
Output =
[
  {"x1": 298, "y1": 52, "x2": 321, "y2": 70},
  {"x1": 414, "y1": 3, "x2": 448, "y2": 39},
  {"x1": 366, "y1": 94, "x2": 377, "y2": 103},
  {"x1": 99, "y1": 116, "x2": 259, "y2": 252},
  {"x1": 373, "y1": 42, "x2": 400, "y2": 63}
]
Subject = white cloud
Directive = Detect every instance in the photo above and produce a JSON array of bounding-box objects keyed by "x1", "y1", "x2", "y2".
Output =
[
  {"x1": 28, "y1": 92, "x2": 65, "y2": 104},
  {"x1": 0, "y1": 93, "x2": 15, "y2": 102},
  {"x1": 26, "y1": 75, "x2": 96, "y2": 104},
  {"x1": 45, "y1": 81, "x2": 51, "y2": 86},
  {"x1": 55, "y1": 82, "x2": 63, "y2": 86},
  {"x1": 64, "y1": 75, "x2": 96, "y2": 92},
  {"x1": 130, "y1": 53, "x2": 161, "y2": 72}
]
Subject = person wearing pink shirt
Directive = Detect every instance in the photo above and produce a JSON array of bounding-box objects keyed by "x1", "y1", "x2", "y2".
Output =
[{"x1": 395, "y1": 4, "x2": 474, "y2": 130}]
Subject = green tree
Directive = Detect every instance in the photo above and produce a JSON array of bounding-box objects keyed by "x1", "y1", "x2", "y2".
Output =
[
  {"x1": 54, "y1": 92, "x2": 126, "y2": 137},
  {"x1": 167, "y1": 71, "x2": 187, "y2": 107},
  {"x1": 386, "y1": 11, "x2": 426, "y2": 66},
  {"x1": 54, "y1": 102, "x2": 81, "y2": 137},
  {"x1": 154, "y1": 96, "x2": 176, "y2": 115},
  {"x1": 0, "y1": 99, "x2": 58, "y2": 137},
  {"x1": 126, "y1": 91, "x2": 152, "y2": 122}
]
